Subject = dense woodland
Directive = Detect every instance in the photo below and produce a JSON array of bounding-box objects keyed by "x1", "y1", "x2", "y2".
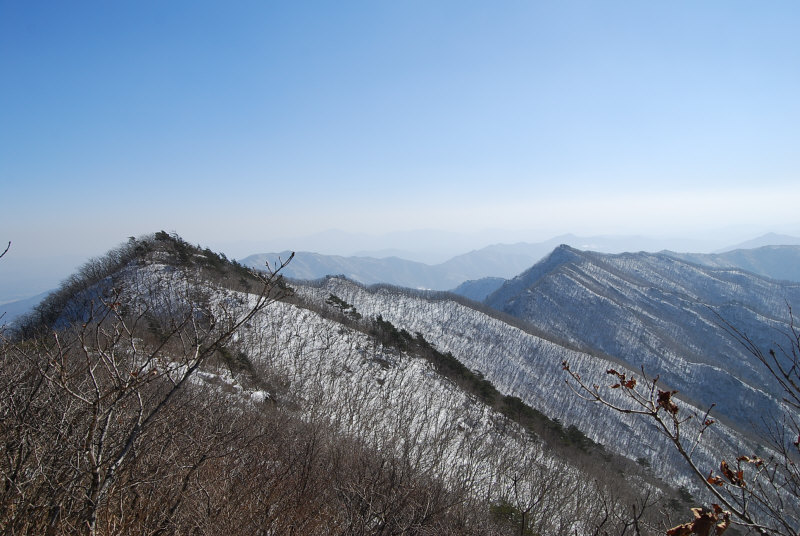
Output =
[{"x1": 1, "y1": 233, "x2": 798, "y2": 535}]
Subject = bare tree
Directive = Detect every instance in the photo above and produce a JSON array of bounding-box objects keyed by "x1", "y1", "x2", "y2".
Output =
[{"x1": 562, "y1": 307, "x2": 800, "y2": 535}]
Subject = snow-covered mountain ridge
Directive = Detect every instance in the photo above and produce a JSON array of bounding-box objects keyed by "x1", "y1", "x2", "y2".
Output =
[
  {"x1": 292, "y1": 276, "x2": 757, "y2": 493},
  {"x1": 485, "y1": 245, "x2": 800, "y2": 436}
]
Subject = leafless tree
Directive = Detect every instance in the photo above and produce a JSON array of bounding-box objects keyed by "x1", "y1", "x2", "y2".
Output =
[{"x1": 563, "y1": 307, "x2": 800, "y2": 535}]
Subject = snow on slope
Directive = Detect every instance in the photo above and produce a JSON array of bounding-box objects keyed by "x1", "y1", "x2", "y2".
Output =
[
  {"x1": 485, "y1": 246, "x2": 800, "y2": 433},
  {"x1": 108, "y1": 259, "x2": 652, "y2": 533},
  {"x1": 293, "y1": 277, "x2": 757, "y2": 494}
]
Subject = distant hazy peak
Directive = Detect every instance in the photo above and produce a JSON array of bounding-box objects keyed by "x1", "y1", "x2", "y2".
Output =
[
  {"x1": 717, "y1": 232, "x2": 800, "y2": 252},
  {"x1": 662, "y1": 244, "x2": 800, "y2": 283}
]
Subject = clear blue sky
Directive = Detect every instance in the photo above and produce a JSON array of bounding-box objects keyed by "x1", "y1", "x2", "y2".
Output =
[{"x1": 1, "y1": 1, "x2": 799, "y2": 299}]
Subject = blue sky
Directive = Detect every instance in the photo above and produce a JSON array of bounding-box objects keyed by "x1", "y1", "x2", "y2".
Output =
[{"x1": 1, "y1": 1, "x2": 799, "y2": 300}]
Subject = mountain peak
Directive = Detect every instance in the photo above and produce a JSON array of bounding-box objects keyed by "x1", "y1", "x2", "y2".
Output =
[
  {"x1": 552, "y1": 243, "x2": 582, "y2": 256},
  {"x1": 717, "y1": 232, "x2": 800, "y2": 252},
  {"x1": 483, "y1": 244, "x2": 585, "y2": 309}
]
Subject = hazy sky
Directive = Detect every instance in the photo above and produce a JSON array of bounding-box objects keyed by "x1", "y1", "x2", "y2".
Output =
[{"x1": 2, "y1": 1, "x2": 799, "y2": 299}]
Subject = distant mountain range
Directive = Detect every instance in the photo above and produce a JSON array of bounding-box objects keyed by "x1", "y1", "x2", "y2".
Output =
[
  {"x1": 241, "y1": 235, "x2": 800, "y2": 296},
  {"x1": 714, "y1": 232, "x2": 800, "y2": 252},
  {"x1": 7, "y1": 234, "x2": 800, "y2": 326},
  {"x1": 663, "y1": 245, "x2": 800, "y2": 282},
  {"x1": 239, "y1": 240, "x2": 567, "y2": 291}
]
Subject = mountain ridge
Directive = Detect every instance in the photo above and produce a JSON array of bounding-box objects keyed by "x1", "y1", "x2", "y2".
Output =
[
  {"x1": 715, "y1": 232, "x2": 800, "y2": 252},
  {"x1": 663, "y1": 244, "x2": 800, "y2": 283},
  {"x1": 242, "y1": 237, "x2": 800, "y2": 299},
  {"x1": 484, "y1": 246, "x2": 800, "y2": 437}
]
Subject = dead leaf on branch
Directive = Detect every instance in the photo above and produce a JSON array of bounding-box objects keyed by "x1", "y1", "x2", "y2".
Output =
[
  {"x1": 720, "y1": 460, "x2": 745, "y2": 487},
  {"x1": 736, "y1": 455, "x2": 763, "y2": 467},
  {"x1": 706, "y1": 471, "x2": 724, "y2": 487},
  {"x1": 666, "y1": 506, "x2": 730, "y2": 536},
  {"x1": 657, "y1": 389, "x2": 679, "y2": 414},
  {"x1": 606, "y1": 368, "x2": 636, "y2": 389}
]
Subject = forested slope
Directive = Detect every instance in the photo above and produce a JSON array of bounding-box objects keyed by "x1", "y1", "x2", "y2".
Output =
[
  {"x1": 1, "y1": 234, "x2": 674, "y2": 535},
  {"x1": 485, "y1": 245, "x2": 800, "y2": 433}
]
